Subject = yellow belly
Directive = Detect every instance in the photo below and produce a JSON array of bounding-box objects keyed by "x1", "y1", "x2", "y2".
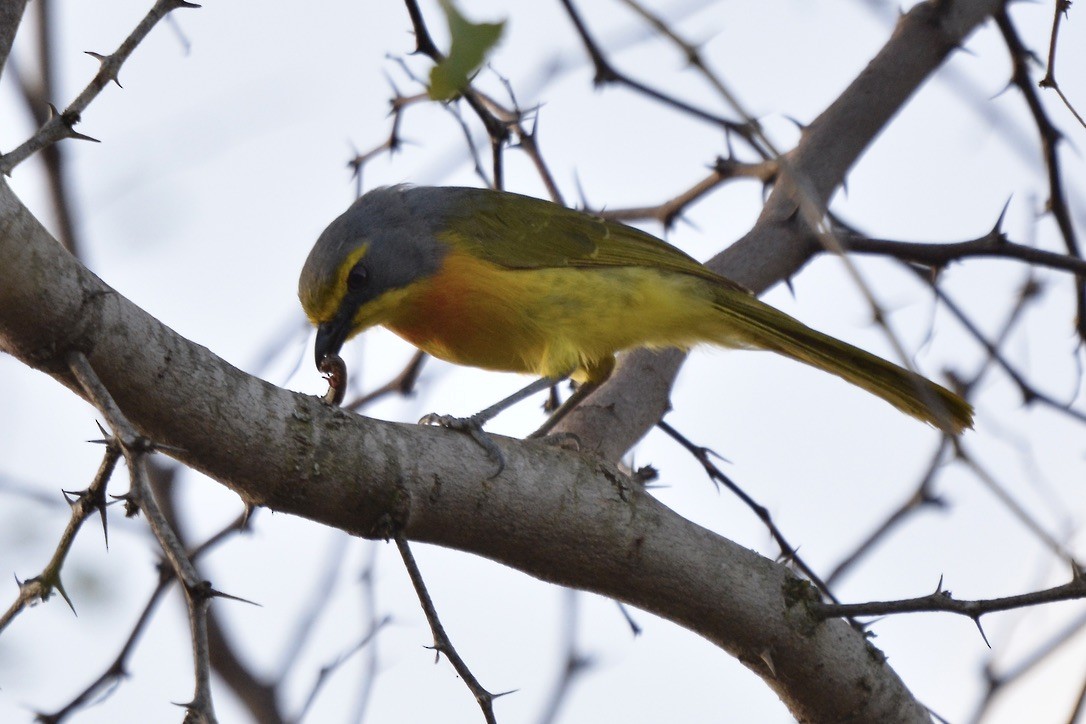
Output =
[{"x1": 383, "y1": 251, "x2": 724, "y2": 381}]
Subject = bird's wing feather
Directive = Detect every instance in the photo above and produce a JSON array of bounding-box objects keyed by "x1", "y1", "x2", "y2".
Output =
[{"x1": 437, "y1": 188, "x2": 751, "y2": 293}]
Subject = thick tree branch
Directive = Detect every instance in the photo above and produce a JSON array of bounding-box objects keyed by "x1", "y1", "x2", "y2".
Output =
[{"x1": 0, "y1": 179, "x2": 929, "y2": 723}]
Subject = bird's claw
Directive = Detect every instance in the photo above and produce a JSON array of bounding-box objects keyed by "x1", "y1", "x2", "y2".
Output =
[{"x1": 419, "y1": 413, "x2": 505, "y2": 478}]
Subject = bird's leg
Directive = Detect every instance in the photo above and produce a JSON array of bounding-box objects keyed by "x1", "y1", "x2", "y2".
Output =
[
  {"x1": 530, "y1": 357, "x2": 613, "y2": 440},
  {"x1": 528, "y1": 379, "x2": 600, "y2": 439},
  {"x1": 419, "y1": 375, "x2": 566, "y2": 477}
]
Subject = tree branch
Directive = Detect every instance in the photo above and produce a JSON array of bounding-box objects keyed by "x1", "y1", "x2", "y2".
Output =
[
  {"x1": 555, "y1": 0, "x2": 1007, "y2": 461},
  {"x1": 0, "y1": 177, "x2": 930, "y2": 723},
  {"x1": 0, "y1": 0, "x2": 199, "y2": 176},
  {"x1": 812, "y1": 573, "x2": 1086, "y2": 622}
]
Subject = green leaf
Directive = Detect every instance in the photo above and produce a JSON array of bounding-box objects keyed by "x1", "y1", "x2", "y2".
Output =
[{"x1": 428, "y1": 0, "x2": 505, "y2": 101}]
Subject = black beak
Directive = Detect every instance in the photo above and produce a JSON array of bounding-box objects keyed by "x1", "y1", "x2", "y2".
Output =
[{"x1": 314, "y1": 315, "x2": 350, "y2": 368}]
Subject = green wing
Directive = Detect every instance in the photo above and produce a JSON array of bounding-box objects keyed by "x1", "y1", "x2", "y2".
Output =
[{"x1": 437, "y1": 187, "x2": 750, "y2": 293}]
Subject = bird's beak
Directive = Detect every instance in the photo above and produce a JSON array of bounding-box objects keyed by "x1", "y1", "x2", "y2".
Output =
[{"x1": 314, "y1": 315, "x2": 351, "y2": 368}]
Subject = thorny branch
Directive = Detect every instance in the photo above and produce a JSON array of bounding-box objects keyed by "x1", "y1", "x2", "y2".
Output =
[
  {"x1": 595, "y1": 157, "x2": 778, "y2": 230},
  {"x1": 0, "y1": 441, "x2": 118, "y2": 633},
  {"x1": 996, "y1": 9, "x2": 1086, "y2": 342},
  {"x1": 811, "y1": 572, "x2": 1086, "y2": 629},
  {"x1": 0, "y1": 0, "x2": 200, "y2": 176},
  {"x1": 395, "y1": 533, "x2": 503, "y2": 724},
  {"x1": 838, "y1": 222, "x2": 1086, "y2": 277},
  {"x1": 67, "y1": 351, "x2": 218, "y2": 724},
  {"x1": 656, "y1": 420, "x2": 842, "y2": 604},
  {"x1": 35, "y1": 511, "x2": 252, "y2": 723},
  {"x1": 558, "y1": 0, "x2": 762, "y2": 147},
  {"x1": 7, "y1": 0, "x2": 81, "y2": 255},
  {"x1": 1038, "y1": 0, "x2": 1085, "y2": 129},
  {"x1": 6, "y1": 0, "x2": 1086, "y2": 720}
]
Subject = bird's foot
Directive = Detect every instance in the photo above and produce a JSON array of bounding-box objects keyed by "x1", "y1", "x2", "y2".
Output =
[{"x1": 419, "y1": 413, "x2": 505, "y2": 478}]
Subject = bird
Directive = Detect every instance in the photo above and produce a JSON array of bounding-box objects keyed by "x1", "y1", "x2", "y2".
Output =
[{"x1": 298, "y1": 185, "x2": 972, "y2": 450}]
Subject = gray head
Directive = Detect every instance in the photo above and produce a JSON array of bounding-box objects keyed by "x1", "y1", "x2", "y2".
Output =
[{"x1": 298, "y1": 185, "x2": 452, "y2": 366}]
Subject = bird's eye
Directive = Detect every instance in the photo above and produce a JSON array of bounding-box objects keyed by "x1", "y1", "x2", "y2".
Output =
[{"x1": 346, "y1": 264, "x2": 368, "y2": 292}]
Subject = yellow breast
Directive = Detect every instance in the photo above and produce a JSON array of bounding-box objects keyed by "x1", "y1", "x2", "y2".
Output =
[{"x1": 383, "y1": 250, "x2": 723, "y2": 380}]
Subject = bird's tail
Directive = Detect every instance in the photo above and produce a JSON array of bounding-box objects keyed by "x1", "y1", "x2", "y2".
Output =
[{"x1": 712, "y1": 289, "x2": 973, "y2": 435}]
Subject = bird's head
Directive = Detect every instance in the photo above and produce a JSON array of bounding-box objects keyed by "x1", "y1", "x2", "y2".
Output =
[{"x1": 298, "y1": 186, "x2": 450, "y2": 367}]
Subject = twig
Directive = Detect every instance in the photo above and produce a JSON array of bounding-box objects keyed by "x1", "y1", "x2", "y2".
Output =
[
  {"x1": 839, "y1": 222, "x2": 1086, "y2": 277},
  {"x1": 811, "y1": 572, "x2": 1086, "y2": 625},
  {"x1": 996, "y1": 10, "x2": 1086, "y2": 342},
  {"x1": 557, "y1": 0, "x2": 755, "y2": 140},
  {"x1": 912, "y1": 266, "x2": 1086, "y2": 427},
  {"x1": 6, "y1": 0, "x2": 83, "y2": 255},
  {"x1": 0, "y1": 0, "x2": 201, "y2": 176},
  {"x1": 293, "y1": 613, "x2": 392, "y2": 723},
  {"x1": 1038, "y1": 0, "x2": 1086, "y2": 130},
  {"x1": 144, "y1": 464, "x2": 278, "y2": 724},
  {"x1": 67, "y1": 351, "x2": 218, "y2": 723},
  {"x1": 0, "y1": 442, "x2": 119, "y2": 633},
  {"x1": 402, "y1": 0, "x2": 510, "y2": 187},
  {"x1": 825, "y1": 440, "x2": 952, "y2": 587},
  {"x1": 595, "y1": 157, "x2": 778, "y2": 230},
  {"x1": 655, "y1": 420, "x2": 841, "y2": 604},
  {"x1": 826, "y1": 269, "x2": 1041, "y2": 587},
  {"x1": 958, "y1": 446, "x2": 1078, "y2": 566},
  {"x1": 394, "y1": 533, "x2": 503, "y2": 723},
  {"x1": 970, "y1": 608, "x2": 1086, "y2": 723},
  {"x1": 36, "y1": 510, "x2": 251, "y2": 723},
  {"x1": 343, "y1": 350, "x2": 428, "y2": 411},
  {"x1": 347, "y1": 85, "x2": 424, "y2": 193}
]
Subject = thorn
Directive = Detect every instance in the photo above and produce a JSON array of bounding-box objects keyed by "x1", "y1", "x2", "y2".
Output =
[
  {"x1": 989, "y1": 197, "x2": 1012, "y2": 240},
  {"x1": 98, "y1": 501, "x2": 110, "y2": 550},
  {"x1": 782, "y1": 114, "x2": 806, "y2": 132},
  {"x1": 95, "y1": 421, "x2": 113, "y2": 442},
  {"x1": 84, "y1": 51, "x2": 123, "y2": 87},
  {"x1": 991, "y1": 79, "x2": 1015, "y2": 101},
  {"x1": 208, "y1": 587, "x2": 261, "y2": 607},
  {"x1": 616, "y1": 601, "x2": 642, "y2": 636},
  {"x1": 54, "y1": 576, "x2": 77, "y2": 616},
  {"x1": 934, "y1": 574, "x2": 944, "y2": 594},
  {"x1": 66, "y1": 128, "x2": 101, "y2": 144},
  {"x1": 972, "y1": 616, "x2": 991, "y2": 648},
  {"x1": 759, "y1": 648, "x2": 777, "y2": 678},
  {"x1": 424, "y1": 643, "x2": 444, "y2": 665}
]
